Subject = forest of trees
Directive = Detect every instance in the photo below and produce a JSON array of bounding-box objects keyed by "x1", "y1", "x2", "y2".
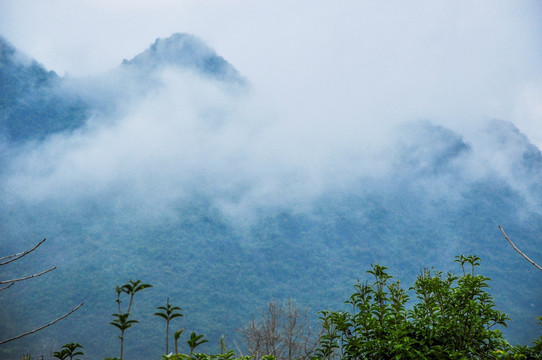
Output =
[{"x1": 1, "y1": 229, "x2": 541, "y2": 360}]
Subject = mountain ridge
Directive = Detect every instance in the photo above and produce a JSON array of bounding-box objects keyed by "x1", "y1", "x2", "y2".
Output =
[
  {"x1": 0, "y1": 33, "x2": 245, "y2": 143},
  {"x1": 121, "y1": 33, "x2": 245, "y2": 84},
  {"x1": 0, "y1": 33, "x2": 541, "y2": 360}
]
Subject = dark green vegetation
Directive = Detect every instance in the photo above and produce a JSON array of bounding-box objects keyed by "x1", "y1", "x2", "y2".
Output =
[
  {"x1": 110, "y1": 280, "x2": 153, "y2": 360},
  {"x1": 155, "y1": 298, "x2": 183, "y2": 355},
  {"x1": 36, "y1": 256, "x2": 542, "y2": 359},
  {"x1": 0, "y1": 238, "x2": 83, "y2": 348},
  {"x1": 1, "y1": 151, "x2": 542, "y2": 359},
  {"x1": 0, "y1": 34, "x2": 541, "y2": 359},
  {"x1": 2, "y1": 198, "x2": 541, "y2": 360},
  {"x1": 314, "y1": 255, "x2": 542, "y2": 359},
  {"x1": 0, "y1": 37, "x2": 89, "y2": 141},
  {"x1": 53, "y1": 343, "x2": 84, "y2": 360}
]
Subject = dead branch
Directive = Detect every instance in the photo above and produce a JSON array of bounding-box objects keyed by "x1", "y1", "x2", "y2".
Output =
[
  {"x1": 0, "y1": 283, "x2": 15, "y2": 292},
  {"x1": 233, "y1": 339, "x2": 245, "y2": 357},
  {"x1": 241, "y1": 300, "x2": 320, "y2": 360},
  {"x1": 0, "y1": 239, "x2": 46, "y2": 266},
  {"x1": 499, "y1": 225, "x2": 542, "y2": 272},
  {"x1": 0, "y1": 302, "x2": 83, "y2": 345},
  {"x1": 0, "y1": 266, "x2": 57, "y2": 284}
]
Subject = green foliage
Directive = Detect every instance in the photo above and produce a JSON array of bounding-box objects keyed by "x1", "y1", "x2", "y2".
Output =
[
  {"x1": 187, "y1": 332, "x2": 209, "y2": 354},
  {"x1": 313, "y1": 255, "x2": 514, "y2": 359},
  {"x1": 109, "y1": 279, "x2": 152, "y2": 360},
  {"x1": 53, "y1": 350, "x2": 69, "y2": 360},
  {"x1": 119, "y1": 280, "x2": 153, "y2": 314},
  {"x1": 155, "y1": 298, "x2": 184, "y2": 354},
  {"x1": 174, "y1": 328, "x2": 186, "y2": 356},
  {"x1": 218, "y1": 335, "x2": 227, "y2": 354},
  {"x1": 160, "y1": 331, "x2": 253, "y2": 360},
  {"x1": 13, "y1": 255, "x2": 541, "y2": 360},
  {"x1": 2, "y1": 200, "x2": 541, "y2": 360},
  {"x1": 53, "y1": 343, "x2": 84, "y2": 360},
  {"x1": 155, "y1": 299, "x2": 183, "y2": 322},
  {"x1": 494, "y1": 316, "x2": 542, "y2": 359},
  {"x1": 161, "y1": 351, "x2": 252, "y2": 360},
  {"x1": 110, "y1": 313, "x2": 138, "y2": 335}
]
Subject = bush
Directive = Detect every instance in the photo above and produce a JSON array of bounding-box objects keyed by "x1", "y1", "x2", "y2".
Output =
[{"x1": 313, "y1": 255, "x2": 513, "y2": 359}]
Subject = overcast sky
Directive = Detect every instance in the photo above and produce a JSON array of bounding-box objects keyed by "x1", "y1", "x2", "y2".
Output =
[{"x1": 1, "y1": 0, "x2": 541, "y2": 145}]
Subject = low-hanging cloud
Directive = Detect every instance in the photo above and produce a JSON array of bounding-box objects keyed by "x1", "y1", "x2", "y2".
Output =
[
  {"x1": 2, "y1": 65, "x2": 381, "y2": 216},
  {"x1": 2, "y1": 64, "x2": 541, "y2": 228},
  {"x1": 1, "y1": 1, "x2": 542, "y2": 225}
]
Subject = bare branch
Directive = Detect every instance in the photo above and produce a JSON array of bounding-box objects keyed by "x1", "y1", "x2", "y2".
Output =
[
  {"x1": 233, "y1": 339, "x2": 245, "y2": 357},
  {"x1": 0, "y1": 238, "x2": 46, "y2": 266},
  {"x1": 0, "y1": 283, "x2": 15, "y2": 292},
  {"x1": 241, "y1": 300, "x2": 320, "y2": 360},
  {"x1": 499, "y1": 225, "x2": 542, "y2": 272},
  {"x1": 0, "y1": 253, "x2": 19, "y2": 261},
  {"x1": 0, "y1": 303, "x2": 83, "y2": 345},
  {"x1": 0, "y1": 266, "x2": 57, "y2": 285}
]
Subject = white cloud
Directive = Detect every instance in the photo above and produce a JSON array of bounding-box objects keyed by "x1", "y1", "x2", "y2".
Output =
[
  {"x1": 1, "y1": 0, "x2": 542, "y2": 220},
  {"x1": 513, "y1": 85, "x2": 542, "y2": 148}
]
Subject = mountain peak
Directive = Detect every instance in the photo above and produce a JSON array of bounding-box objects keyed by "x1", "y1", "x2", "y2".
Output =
[
  {"x1": 0, "y1": 37, "x2": 91, "y2": 141},
  {"x1": 122, "y1": 33, "x2": 244, "y2": 83}
]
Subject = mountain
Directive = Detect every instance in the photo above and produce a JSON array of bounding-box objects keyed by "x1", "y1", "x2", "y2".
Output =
[
  {"x1": 0, "y1": 34, "x2": 541, "y2": 360},
  {"x1": 0, "y1": 37, "x2": 89, "y2": 141},
  {"x1": 0, "y1": 33, "x2": 244, "y2": 143},
  {"x1": 121, "y1": 33, "x2": 245, "y2": 84}
]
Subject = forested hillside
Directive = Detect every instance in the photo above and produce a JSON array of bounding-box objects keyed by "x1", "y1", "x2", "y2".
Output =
[{"x1": 0, "y1": 34, "x2": 541, "y2": 360}]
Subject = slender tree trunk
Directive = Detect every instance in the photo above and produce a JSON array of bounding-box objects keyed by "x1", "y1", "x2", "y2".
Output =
[
  {"x1": 175, "y1": 337, "x2": 178, "y2": 356},
  {"x1": 120, "y1": 332, "x2": 124, "y2": 360},
  {"x1": 127, "y1": 294, "x2": 134, "y2": 314},
  {"x1": 166, "y1": 319, "x2": 170, "y2": 354}
]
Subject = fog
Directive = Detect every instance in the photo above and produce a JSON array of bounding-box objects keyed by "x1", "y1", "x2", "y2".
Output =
[
  {"x1": 1, "y1": 1, "x2": 542, "y2": 223},
  {"x1": 2, "y1": 5, "x2": 542, "y2": 357}
]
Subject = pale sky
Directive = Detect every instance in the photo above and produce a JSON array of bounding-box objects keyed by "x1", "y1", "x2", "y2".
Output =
[{"x1": 1, "y1": 1, "x2": 541, "y2": 147}]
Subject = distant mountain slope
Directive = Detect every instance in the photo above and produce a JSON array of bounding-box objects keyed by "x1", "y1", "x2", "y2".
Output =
[
  {"x1": 0, "y1": 33, "x2": 244, "y2": 143},
  {"x1": 0, "y1": 37, "x2": 89, "y2": 141},
  {"x1": 0, "y1": 34, "x2": 541, "y2": 360}
]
